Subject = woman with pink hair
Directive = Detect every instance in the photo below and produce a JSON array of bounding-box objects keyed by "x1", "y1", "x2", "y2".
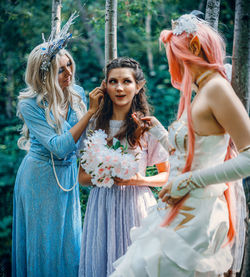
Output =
[{"x1": 110, "y1": 14, "x2": 250, "y2": 277}]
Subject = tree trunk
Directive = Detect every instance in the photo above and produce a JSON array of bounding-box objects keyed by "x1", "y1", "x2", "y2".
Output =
[
  {"x1": 77, "y1": 0, "x2": 105, "y2": 68},
  {"x1": 205, "y1": 0, "x2": 221, "y2": 29},
  {"x1": 231, "y1": 0, "x2": 250, "y2": 113},
  {"x1": 51, "y1": 0, "x2": 62, "y2": 38},
  {"x1": 232, "y1": 0, "x2": 250, "y2": 276},
  {"x1": 146, "y1": 9, "x2": 154, "y2": 73},
  {"x1": 105, "y1": 0, "x2": 117, "y2": 66}
]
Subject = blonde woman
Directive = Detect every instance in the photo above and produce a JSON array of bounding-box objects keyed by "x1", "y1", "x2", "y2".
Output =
[{"x1": 12, "y1": 28, "x2": 103, "y2": 277}]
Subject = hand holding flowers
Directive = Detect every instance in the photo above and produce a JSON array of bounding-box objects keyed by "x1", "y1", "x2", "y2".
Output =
[
  {"x1": 80, "y1": 129, "x2": 139, "y2": 188},
  {"x1": 114, "y1": 172, "x2": 145, "y2": 186}
]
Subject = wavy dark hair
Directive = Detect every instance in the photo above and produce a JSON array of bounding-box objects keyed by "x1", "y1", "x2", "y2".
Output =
[{"x1": 94, "y1": 57, "x2": 151, "y2": 147}]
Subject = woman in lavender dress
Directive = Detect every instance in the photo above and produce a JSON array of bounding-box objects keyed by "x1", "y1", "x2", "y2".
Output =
[{"x1": 78, "y1": 57, "x2": 169, "y2": 277}]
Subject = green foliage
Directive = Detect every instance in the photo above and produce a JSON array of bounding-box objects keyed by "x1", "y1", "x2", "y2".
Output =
[
  {"x1": 0, "y1": 117, "x2": 24, "y2": 271},
  {"x1": 79, "y1": 186, "x2": 91, "y2": 222},
  {"x1": 146, "y1": 165, "x2": 162, "y2": 199}
]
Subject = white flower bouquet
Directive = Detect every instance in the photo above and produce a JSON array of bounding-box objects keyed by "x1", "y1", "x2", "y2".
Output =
[{"x1": 80, "y1": 129, "x2": 139, "y2": 188}]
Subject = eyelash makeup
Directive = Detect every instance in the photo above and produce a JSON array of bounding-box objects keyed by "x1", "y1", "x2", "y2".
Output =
[
  {"x1": 58, "y1": 62, "x2": 72, "y2": 74},
  {"x1": 108, "y1": 79, "x2": 132, "y2": 84}
]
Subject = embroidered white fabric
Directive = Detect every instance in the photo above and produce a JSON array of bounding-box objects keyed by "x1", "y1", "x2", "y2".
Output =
[
  {"x1": 155, "y1": 118, "x2": 248, "y2": 274},
  {"x1": 169, "y1": 148, "x2": 250, "y2": 198}
]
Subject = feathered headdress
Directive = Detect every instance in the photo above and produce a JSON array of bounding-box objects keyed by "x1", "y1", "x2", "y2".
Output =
[{"x1": 40, "y1": 12, "x2": 78, "y2": 82}]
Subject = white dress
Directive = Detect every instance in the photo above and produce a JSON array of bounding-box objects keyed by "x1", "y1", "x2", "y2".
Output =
[{"x1": 111, "y1": 116, "x2": 246, "y2": 277}]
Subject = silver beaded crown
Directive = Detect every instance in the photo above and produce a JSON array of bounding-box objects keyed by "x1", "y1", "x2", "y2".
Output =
[{"x1": 40, "y1": 12, "x2": 78, "y2": 82}]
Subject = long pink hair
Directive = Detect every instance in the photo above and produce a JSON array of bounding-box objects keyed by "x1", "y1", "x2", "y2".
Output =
[{"x1": 160, "y1": 21, "x2": 235, "y2": 243}]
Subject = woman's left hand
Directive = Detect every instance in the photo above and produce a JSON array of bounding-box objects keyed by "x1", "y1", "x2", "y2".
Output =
[
  {"x1": 158, "y1": 182, "x2": 184, "y2": 205},
  {"x1": 114, "y1": 172, "x2": 145, "y2": 186},
  {"x1": 140, "y1": 116, "x2": 162, "y2": 128},
  {"x1": 159, "y1": 172, "x2": 192, "y2": 205}
]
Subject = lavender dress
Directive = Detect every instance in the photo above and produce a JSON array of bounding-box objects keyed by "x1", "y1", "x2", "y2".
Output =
[{"x1": 78, "y1": 120, "x2": 168, "y2": 277}]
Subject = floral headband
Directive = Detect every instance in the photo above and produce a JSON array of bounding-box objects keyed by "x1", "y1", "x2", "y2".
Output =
[
  {"x1": 171, "y1": 10, "x2": 209, "y2": 37},
  {"x1": 40, "y1": 12, "x2": 78, "y2": 82},
  {"x1": 171, "y1": 14, "x2": 199, "y2": 36}
]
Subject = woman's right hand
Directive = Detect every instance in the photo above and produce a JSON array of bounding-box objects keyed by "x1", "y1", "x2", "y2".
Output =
[
  {"x1": 88, "y1": 82, "x2": 105, "y2": 115},
  {"x1": 70, "y1": 82, "x2": 105, "y2": 142}
]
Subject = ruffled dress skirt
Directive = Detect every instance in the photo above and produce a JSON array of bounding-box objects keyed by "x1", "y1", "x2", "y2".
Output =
[
  {"x1": 111, "y1": 116, "x2": 246, "y2": 277},
  {"x1": 111, "y1": 184, "x2": 233, "y2": 277}
]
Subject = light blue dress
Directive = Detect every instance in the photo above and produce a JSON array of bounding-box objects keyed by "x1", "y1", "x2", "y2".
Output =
[
  {"x1": 12, "y1": 85, "x2": 86, "y2": 277},
  {"x1": 78, "y1": 120, "x2": 169, "y2": 277}
]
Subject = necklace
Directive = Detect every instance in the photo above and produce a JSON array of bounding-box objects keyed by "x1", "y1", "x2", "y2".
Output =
[
  {"x1": 51, "y1": 152, "x2": 79, "y2": 192},
  {"x1": 195, "y1": 70, "x2": 213, "y2": 87}
]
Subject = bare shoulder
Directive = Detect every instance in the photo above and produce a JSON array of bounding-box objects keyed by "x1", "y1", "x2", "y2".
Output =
[
  {"x1": 200, "y1": 74, "x2": 250, "y2": 151},
  {"x1": 203, "y1": 75, "x2": 236, "y2": 101}
]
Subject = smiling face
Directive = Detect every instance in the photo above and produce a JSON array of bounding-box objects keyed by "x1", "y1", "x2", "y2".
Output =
[
  {"x1": 106, "y1": 67, "x2": 139, "y2": 111},
  {"x1": 58, "y1": 54, "x2": 73, "y2": 90}
]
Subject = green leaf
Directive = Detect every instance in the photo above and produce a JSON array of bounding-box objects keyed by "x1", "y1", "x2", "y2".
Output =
[{"x1": 112, "y1": 140, "x2": 122, "y2": 150}]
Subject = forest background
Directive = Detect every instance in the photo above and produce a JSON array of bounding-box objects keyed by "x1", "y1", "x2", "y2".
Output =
[{"x1": 0, "y1": 0, "x2": 248, "y2": 275}]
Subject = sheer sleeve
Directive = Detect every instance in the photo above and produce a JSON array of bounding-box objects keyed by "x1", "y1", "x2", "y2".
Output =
[
  {"x1": 19, "y1": 99, "x2": 76, "y2": 159},
  {"x1": 147, "y1": 133, "x2": 169, "y2": 167},
  {"x1": 149, "y1": 124, "x2": 174, "y2": 153}
]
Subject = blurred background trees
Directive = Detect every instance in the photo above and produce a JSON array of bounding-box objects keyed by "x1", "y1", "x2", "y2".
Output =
[{"x1": 0, "y1": 0, "x2": 241, "y2": 275}]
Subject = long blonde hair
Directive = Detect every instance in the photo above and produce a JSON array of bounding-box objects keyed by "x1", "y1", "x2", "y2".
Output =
[{"x1": 17, "y1": 43, "x2": 86, "y2": 150}]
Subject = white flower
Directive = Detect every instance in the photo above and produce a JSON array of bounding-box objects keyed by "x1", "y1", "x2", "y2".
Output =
[{"x1": 92, "y1": 174, "x2": 114, "y2": 188}]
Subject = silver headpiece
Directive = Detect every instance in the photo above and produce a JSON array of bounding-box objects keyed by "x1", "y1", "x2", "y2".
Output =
[
  {"x1": 171, "y1": 14, "x2": 198, "y2": 36},
  {"x1": 40, "y1": 12, "x2": 78, "y2": 82}
]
